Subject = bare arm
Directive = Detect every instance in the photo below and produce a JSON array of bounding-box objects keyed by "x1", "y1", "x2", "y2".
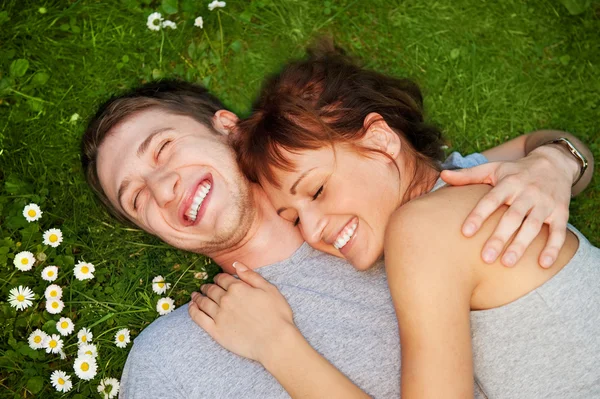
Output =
[
  {"x1": 384, "y1": 201, "x2": 476, "y2": 399},
  {"x1": 481, "y1": 130, "x2": 594, "y2": 196}
]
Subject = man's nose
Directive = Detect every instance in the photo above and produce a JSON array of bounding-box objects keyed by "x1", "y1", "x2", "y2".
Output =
[
  {"x1": 298, "y1": 207, "x2": 327, "y2": 245},
  {"x1": 147, "y1": 171, "x2": 179, "y2": 208}
]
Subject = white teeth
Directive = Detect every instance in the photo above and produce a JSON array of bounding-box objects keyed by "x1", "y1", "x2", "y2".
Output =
[
  {"x1": 185, "y1": 181, "x2": 212, "y2": 221},
  {"x1": 334, "y1": 222, "x2": 357, "y2": 250}
]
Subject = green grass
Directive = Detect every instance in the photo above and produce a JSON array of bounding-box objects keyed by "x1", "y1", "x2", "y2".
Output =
[{"x1": 0, "y1": 0, "x2": 598, "y2": 397}]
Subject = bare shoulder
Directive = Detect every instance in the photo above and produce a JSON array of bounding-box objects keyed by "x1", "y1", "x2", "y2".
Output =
[
  {"x1": 384, "y1": 184, "x2": 492, "y2": 289},
  {"x1": 385, "y1": 184, "x2": 493, "y2": 257}
]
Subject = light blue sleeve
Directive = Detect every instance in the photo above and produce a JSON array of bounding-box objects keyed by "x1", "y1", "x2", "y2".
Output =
[{"x1": 440, "y1": 151, "x2": 488, "y2": 170}]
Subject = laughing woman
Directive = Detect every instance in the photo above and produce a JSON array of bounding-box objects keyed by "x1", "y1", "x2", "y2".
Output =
[{"x1": 189, "y1": 47, "x2": 599, "y2": 398}]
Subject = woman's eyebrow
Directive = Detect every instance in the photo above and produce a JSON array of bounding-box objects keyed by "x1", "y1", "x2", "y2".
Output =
[{"x1": 290, "y1": 167, "x2": 317, "y2": 195}]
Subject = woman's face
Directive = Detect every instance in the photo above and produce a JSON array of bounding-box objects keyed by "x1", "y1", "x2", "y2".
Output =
[{"x1": 262, "y1": 143, "x2": 403, "y2": 270}]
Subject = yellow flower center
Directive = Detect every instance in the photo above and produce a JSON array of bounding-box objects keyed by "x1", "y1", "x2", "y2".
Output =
[
  {"x1": 82, "y1": 336, "x2": 87, "y2": 342},
  {"x1": 162, "y1": 303, "x2": 170, "y2": 310},
  {"x1": 49, "y1": 234, "x2": 58, "y2": 242},
  {"x1": 61, "y1": 321, "x2": 68, "y2": 329},
  {"x1": 34, "y1": 336, "x2": 42, "y2": 343},
  {"x1": 81, "y1": 362, "x2": 89, "y2": 372},
  {"x1": 157, "y1": 282, "x2": 165, "y2": 288},
  {"x1": 17, "y1": 294, "x2": 25, "y2": 301},
  {"x1": 28, "y1": 210, "x2": 36, "y2": 217},
  {"x1": 118, "y1": 335, "x2": 125, "y2": 342},
  {"x1": 58, "y1": 377, "x2": 65, "y2": 385},
  {"x1": 21, "y1": 258, "x2": 29, "y2": 265},
  {"x1": 49, "y1": 340, "x2": 57, "y2": 348},
  {"x1": 48, "y1": 270, "x2": 54, "y2": 277},
  {"x1": 81, "y1": 266, "x2": 89, "y2": 274},
  {"x1": 52, "y1": 302, "x2": 59, "y2": 309},
  {"x1": 85, "y1": 350, "x2": 93, "y2": 356},
  {"x1": 50, "y1": 290, "x2": 57, "y2": 297}
]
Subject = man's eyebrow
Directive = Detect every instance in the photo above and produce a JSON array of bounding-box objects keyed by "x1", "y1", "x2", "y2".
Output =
[
  {"x1": 137, "y1": 127, "x2": 173, "y2": 157},
  {"x1": 290, "y1": 167, "x2": 317, "y2": 195}
]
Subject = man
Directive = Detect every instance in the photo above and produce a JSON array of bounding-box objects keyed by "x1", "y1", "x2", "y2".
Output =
[{"x1": 82, "y1": 80, "x2": 591, "y2": 398}]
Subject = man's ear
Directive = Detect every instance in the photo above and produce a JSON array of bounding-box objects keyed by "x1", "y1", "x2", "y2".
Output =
[
  {"x1": 212, "y1": 110, "x2": 239, "y2": 135},
  {"x1": 360, "y1": 112, "x2": 401, "y2": 161}
]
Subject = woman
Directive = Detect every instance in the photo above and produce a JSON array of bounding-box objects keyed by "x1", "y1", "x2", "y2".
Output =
[{"x1": 189, "y1": 47, "x2": 599, "y2": 398}]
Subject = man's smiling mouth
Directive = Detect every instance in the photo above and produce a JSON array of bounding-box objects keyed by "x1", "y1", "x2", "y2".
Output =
[{"x1": 185, "y1": 180, "x2": 212, "y2": 222}]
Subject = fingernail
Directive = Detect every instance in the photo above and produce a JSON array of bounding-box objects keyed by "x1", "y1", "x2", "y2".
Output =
[
  {"x1": 232, "y1": 262, "x2": 248, "y2": 272},
  {"x1": 502, "y1": 252, "x2": 517, "y2": 267},
  {"x1": 483, "y1": 248, "x2": 497, "y2": 263},
  {"x1": 541, "y1": 256, "x2": 554, "y2": 268},
  {"x1": 463, "y1": 223, "x2": 476, "y2": 237}
]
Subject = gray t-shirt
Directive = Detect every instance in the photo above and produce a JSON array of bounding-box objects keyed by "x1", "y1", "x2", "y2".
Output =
[{"x1": 119, "y1": 152, "x2": 487, "y2": 399}]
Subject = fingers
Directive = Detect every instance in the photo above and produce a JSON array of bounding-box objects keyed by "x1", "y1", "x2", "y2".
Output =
[
  {"x1": 213, "y1": 273, "x2": 241, "y2": 290},
  {"x1": 440, "y1": 163, "x2": 498, "y2": 186},
  {"x1": 500, "y1": 208, "x2": 546, "y2": 267},
  {"x1": 201, "y1": 283, "x2": 226, "y2": 305},
  {"x1": 233, "y1": 262, "x2": 272, "y2": 290},
  {"x1": 539, "y1": 220, "x2": 568, "y2": 268},
  {"x1": 191, "y1": 290, "x2": 219, "y2": 319},
  {"x1": 188, "y1": 295, "x2": 215, "y2": 333},
  {"x1": 481, "y1": 199, "x2": 532, "y2": 264},
  {"x1": 462, "y1": 186, "x2": 510, "y2": 238}
]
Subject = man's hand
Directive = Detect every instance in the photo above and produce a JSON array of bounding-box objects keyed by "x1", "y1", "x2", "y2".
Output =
[{"x1": 441, "y1": 145, "x2": 576, "y2": 268}]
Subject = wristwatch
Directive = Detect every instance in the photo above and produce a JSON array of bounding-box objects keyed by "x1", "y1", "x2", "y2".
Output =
[{"x1": 541, "y1": 137, "x2": 588, "y2": 187}]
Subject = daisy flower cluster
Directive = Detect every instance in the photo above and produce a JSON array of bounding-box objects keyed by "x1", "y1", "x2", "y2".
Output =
[
  {"x1": 146, "y1": 1, "x2": 226, "y2": 32},
  {"x1": 152, "y1": 275, "x2": 176, "y2": 316},
  {"x1": 7, "y1": 202, "x2": 123, "y2": 394}
]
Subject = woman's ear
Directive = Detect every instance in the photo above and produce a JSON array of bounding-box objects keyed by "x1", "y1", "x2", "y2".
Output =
[
  {"x1": 361, "y1": 112, "x2": 401, "y2": 161},
  {"x1": 212, "y1": 110, "x2": 239, "y2": 135}
]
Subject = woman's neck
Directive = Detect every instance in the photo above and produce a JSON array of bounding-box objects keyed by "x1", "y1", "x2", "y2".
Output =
[{"x1": 399, "y1": 157, "x2": 441, "y2": 205}]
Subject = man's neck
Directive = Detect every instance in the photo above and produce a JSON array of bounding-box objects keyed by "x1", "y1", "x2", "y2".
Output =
[{"x1": 209, "y1": 185, "x2": 304, "y2": 274}]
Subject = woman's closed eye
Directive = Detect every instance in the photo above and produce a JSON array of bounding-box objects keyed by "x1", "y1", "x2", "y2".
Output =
[{"x1": 293, "y1": 185, "x2": 324, "y2": 226}]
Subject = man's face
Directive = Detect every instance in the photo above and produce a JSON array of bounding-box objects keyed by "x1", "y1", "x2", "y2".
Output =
[{"x1": 97, "y1": 108, "x2": 254, "y2": 253}]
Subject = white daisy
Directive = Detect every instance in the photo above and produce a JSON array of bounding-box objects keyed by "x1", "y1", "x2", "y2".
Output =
[
  {"x1": 50, "y1": 370, "x2": 73, "y2": 393},
  {"x1": 44, "y1": 284, "x2": 63, "y2": 300},
  {"x1": 43, "y1": 333, "x2": 63, "y2": 354},
  {"x1": 146, "y1": 12, "x2": 163, "y2": 31},
  {"x1": 194, "y1": 271, "x2": 208, "y2": 280},
  {"x1": 41, "y1": 265, "x2": 59, "y2": 282},
  {"x1": 13, "y1": 251, "x2": 35, "y2": 271},
  {"x1": 77, "y1": 327, "x2": 93, "y2": 345},
  {"x1": 77, "y1": 343, "x2": 98, "y2": 358},
  {"x1": 74, "y1": 261, "x2": 95, "y2": 281},
  {"x1": 156, "y1": 297, "x2": 175, "y2": 316},
  {"x1": 59, "y1": 349, "x2": 67, "y2": 360},
  {"x1": 46, "y1": 298, "x2": 64, "y2": 314},
  {"x1": 73, "y1": 354, "x2": 98, "y2": 380},
  {"x1": 8, "y1": 285, "x2": 35, "y2": 311},
  {"x1": 23, "y1": 203, "x2": 42, "y2": 222},
  {"x1": 194, "y1": 16, "x2": 203, "y2": 28},
  {"x1": 28, "y1": 329, "x2": 48, "y2": 350},
  {"x1": 162, "y1": 20, "x2": 176, "y2": 29},
  {"x1": 151, "y1": 275, "x2": 171, "y2": 295},
  {"x1": 56, "y1": 317, "x2": 74, "y2": 336},
  {"x1": 97, "y1": 377, "x2": 120, "y2": 399},
  {"x1": 43, "y1": 228, "x2": 63, "y2": 247},
  {"x1": 114, "y1": 328, "x2": 131, "y2": 348},
  {"x1": 208, "y1": 0, "x2": 226, "y2": 11}
]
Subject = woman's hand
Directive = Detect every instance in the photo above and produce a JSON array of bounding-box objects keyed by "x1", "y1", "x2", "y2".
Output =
[
  {"x1": 441, "y1": 145, "x2": 575, "y2": 269},
  {"x1": 188, "y1": 262, "x2": 296, "y2": 364}
]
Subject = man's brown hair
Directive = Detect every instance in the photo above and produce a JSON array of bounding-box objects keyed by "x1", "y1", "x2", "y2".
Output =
[
  {"x1": 81, "y1": 80, "x2": 226, "y2": 224},
  {"x1": 233, "y1": 42, "x2": 445, "y2": 197}
]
